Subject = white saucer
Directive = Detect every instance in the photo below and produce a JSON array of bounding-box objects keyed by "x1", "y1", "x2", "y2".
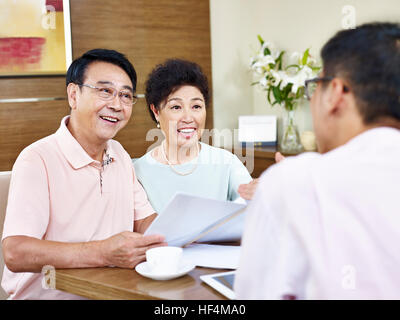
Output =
[{"x1": 135, "y1": 261, "x2": 196, "y2": 281}]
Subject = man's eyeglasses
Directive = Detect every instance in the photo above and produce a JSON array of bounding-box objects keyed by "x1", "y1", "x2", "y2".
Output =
[
  {"x1": 304, "y1": 77, "x2": 350, "y2": 100},
  {"x1": 77, "y1": 83, "x2": 138, "y2": 106},
  {"x1": 304, "y1": 77, "x2": 333, "y2": 100}
]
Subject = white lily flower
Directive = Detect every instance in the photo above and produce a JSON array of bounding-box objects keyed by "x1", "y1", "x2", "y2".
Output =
[
  {"x1": 270, "y1": 69, "x2": 281, "y2": 86},
  {"x1": 289, "y1": 66, "x2": 314, "y2": 94},
  {"x1": 279, "y1": 72, "x2": 291, "y2": 90},
  {"x1": 250, "y1": 37, "x2": 320, "y2": 107},
  {"x1": 253, "y1": 54, "x2": 275, "y2": 68},
  {"x1": 267, "y1": 44, "x2": 281, "y2": 60},
  {"x1": 307, "y1": 56, "x2": 317, "y2": 67},
  {"x1": 288, "y1": 52, "x2": 301, "y2": 65},
  {"x1": 259, "y1": 76, "x2": 268, "y2": 88}
]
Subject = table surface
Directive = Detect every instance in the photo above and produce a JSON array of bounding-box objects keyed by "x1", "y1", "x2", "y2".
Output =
[{"x1": 55, "y1": 266, "x2": 229, "y2": 300}]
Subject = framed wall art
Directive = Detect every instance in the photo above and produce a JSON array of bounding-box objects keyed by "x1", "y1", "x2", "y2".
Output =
[{"x1": 0, "y1": 0, "x2": 72, "y2": 77}]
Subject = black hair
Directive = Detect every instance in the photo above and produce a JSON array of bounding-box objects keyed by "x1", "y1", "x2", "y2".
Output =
[
  {"x1": 145, "y1": 59, "x2": 210, "y2": 123},
  {"x1": 66, "y1": 49, "x2": 137, "y2": 91},
  {"x1": 321, "y1": 22, "x2": 400, "y2": 124}
]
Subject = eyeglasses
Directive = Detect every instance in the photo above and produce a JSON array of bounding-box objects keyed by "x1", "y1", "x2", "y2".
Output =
[
  {"x1": 304, "y1": 76, "x2": 350, "y2": 100},
  {"x1": 304, "y1": 77, "x2": 333, "y2": 100},
  {"x1": 77, "y1": 83, "x2": 138, "y2": 106}
]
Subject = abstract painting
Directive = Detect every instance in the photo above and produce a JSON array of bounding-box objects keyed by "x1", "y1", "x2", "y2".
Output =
[{"x1": 0, "y1": 0, "x2": 72, "y2": 76}]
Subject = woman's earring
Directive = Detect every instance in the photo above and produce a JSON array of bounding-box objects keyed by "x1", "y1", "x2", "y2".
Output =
[{"x1": 157, "y1": 122, "x2": 160, "y2": 129}]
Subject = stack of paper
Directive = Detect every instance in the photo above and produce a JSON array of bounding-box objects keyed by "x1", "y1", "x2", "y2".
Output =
[
  {"x1": 144, "y1": 193, "x2": 247, "y2": 247},
  {"x1": 183, "y1": 244, "x2": 240, "y2": 269}
]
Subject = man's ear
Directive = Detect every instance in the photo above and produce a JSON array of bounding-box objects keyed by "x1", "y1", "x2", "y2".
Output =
[
  {"x1": 150, "y1": 104, "x2": 159, "y2": 122},
  {"x1": 67, "y1": 83, "x2": 78, "y2": 110},
  {"x1": 326, "y1": 78, "x2": 348, "y2": 116}
]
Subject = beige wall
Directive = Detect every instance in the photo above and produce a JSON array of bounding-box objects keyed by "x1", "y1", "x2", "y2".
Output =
[{"x1": 210, "y1": 0, "x2": 400, "y2": 147}]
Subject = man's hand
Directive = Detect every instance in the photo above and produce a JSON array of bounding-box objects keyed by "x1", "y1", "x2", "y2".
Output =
[
  {"x1": 100, "y1": 232, "x2": 167, "y2": 269},
  {"x1": 134, "y1": 213, "x2": 158, "y2": 234},
  {"x1": 238, "y1": 179, "x2": 259, "y2": 201}
]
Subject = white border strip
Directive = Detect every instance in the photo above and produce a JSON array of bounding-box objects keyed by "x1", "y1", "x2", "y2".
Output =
[
  {"x1": 63, "y1": 0, "x2": 73, "y2": 70},
  {"x1": 0, "y1": 97, "x2": 66, "y2": 103}
]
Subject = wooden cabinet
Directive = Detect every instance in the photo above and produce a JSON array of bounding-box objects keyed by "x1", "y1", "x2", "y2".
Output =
[
  {"x1": 252, "y1": 146, "x2": 278, "y2": 178},
  {"x1": 230, "y1": 145, "x2": 301, "y2": 178}
]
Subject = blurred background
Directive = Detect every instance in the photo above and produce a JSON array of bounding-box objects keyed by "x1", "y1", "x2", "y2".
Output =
[{"x1": 0, "y1": 0, "x2": 399, "y2": 171}]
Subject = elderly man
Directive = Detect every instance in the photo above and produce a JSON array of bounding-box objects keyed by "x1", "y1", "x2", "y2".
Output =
[
  {"x1": 235, "y1": 22, "x2": 400, "y2": 299},
  {"x1": 1, "y1": 49, "x2": 166, "y2": 299}
]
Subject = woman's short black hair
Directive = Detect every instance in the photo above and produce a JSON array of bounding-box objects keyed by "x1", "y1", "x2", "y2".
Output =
[
  {"x1": 321, "y1": 22, "x2": 400, "y2": 124},
  {"x1": 145, "y1": 59, "x2": 210, "y2": 123},
  {"x1": 66, "y1": 49, "x2": 137, "y2": 91}
]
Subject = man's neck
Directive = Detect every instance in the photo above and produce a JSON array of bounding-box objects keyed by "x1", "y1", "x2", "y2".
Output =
[
  {"x1": 323, "y1": 118, "x2": 400, "y2": 153},
  {"x1": 370, "y1": 117, "x2": 400, "y2": 131},
  {"x1": 67, "y1": 117, "x2": 106, "y2": 162}
]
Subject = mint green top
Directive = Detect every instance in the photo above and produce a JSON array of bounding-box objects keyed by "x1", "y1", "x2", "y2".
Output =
[{"x1": 133, "y1": 142, "x2": 252, "y2": 214}]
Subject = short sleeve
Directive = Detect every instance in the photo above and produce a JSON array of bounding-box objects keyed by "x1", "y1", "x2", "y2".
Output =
[
  {"x1": 228, "y1": 154, "x2": 252, "y2": 201},
  {"x1": 2, "y1": 149, "x2": 50, "y2": 240},
  {"x1": 132, "y1": 165, "x2": 155, "y2": 220}
]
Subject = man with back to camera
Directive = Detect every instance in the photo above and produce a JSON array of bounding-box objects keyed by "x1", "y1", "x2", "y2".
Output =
[
  {"x1": 235, "y1": 22, "x2": 400, "y2": 299},
  {"x1": 1, "y1": 49, "x2": 166, "y2": 299}
]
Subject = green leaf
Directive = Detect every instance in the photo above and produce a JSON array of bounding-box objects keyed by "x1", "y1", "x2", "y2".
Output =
[
  {"x1": 311, "y1": 66, "x2": 321, "y2": 72},
  {"x1": 296, "y1": 87, "x2": 305, "y2": 99},
  {"x1": 276, "y1": 51, "x2": 286, "y2": 70},
  {"x1": 302, "y1": 48, "x2": 310, "y2": 65},
  {"x1": 267, "y1": 87, "x2": 273, "y2": 105},
  {"x1": 272, "y1": 86, "x2": 282, "y2": 104},
  {"x1": 279, "y1": 83, "x2": 290, "y2": 100},
  {"x1": 285, "y1": 64, "x2": 300, "y2": 71},
  {"x1": 257, "y1": 35, "x2": 264, "y2": 46},
  {"x1": 250, "y1": 81, "x2": 259, "y2": 86},
  {"x1": 264, "y1": 47, "x2": 271, "y2": 56},
  {"x1": 276, "y1": 51, "x2": 285, "y2": 70}
]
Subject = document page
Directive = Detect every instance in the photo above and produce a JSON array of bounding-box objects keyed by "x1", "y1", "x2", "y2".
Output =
[
  {"x1": 183, "y1": 244, "x2": 241, "y2": 269},
  {"x1": 144, "y1": 193, "x2": 246, "y2": 247}
]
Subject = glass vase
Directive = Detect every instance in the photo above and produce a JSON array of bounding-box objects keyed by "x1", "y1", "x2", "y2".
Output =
[{"x1": 279, "y1": 108, "x2": 304, "y2": 154}]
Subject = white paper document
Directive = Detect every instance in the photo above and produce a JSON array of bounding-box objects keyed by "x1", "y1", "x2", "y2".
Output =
[
  {"x1": 144, "y1": 193, "x2": 247, "y2": 247},
  {"x1": 183, "y1": 244, "x2": 241, "y2": 269}
]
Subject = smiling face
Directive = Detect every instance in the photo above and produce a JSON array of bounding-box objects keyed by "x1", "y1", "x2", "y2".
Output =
[
  {"x1": 67, "y1": 61, "x2": 133, "y2": 147},
  {"x1": 152, "y1": 85, "x2": 206, "y2": 149}
]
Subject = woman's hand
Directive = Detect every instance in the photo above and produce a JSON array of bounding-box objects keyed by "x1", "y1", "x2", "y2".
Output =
[
  {"x1": 238, "y1": 179, "x2": 259, "y2": 201},
  {"x1": 275, "y1": 152, "x2": 286, "y2": 163},
  {"x1": 238, "y1": 153, "x2": 285, "y2": 201}
]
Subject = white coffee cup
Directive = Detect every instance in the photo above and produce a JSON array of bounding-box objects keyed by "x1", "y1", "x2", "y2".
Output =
[{"x1": 146, "y1": 246, "x2": 183, "y2": 275}]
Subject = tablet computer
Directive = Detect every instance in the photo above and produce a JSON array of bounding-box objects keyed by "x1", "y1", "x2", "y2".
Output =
[{"x1": 200, "y1": 271, "x2": 236, "y2": 300}]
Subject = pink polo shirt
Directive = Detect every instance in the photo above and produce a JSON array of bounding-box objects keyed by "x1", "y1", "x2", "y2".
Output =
[{"x1": 1, "y1": 116, "x2": 154, "y2": 299}]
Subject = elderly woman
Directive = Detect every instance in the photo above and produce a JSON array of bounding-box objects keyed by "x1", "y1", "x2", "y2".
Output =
[{"x1": 134, "y1": 59, "x2": 256, "y2": 214}]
